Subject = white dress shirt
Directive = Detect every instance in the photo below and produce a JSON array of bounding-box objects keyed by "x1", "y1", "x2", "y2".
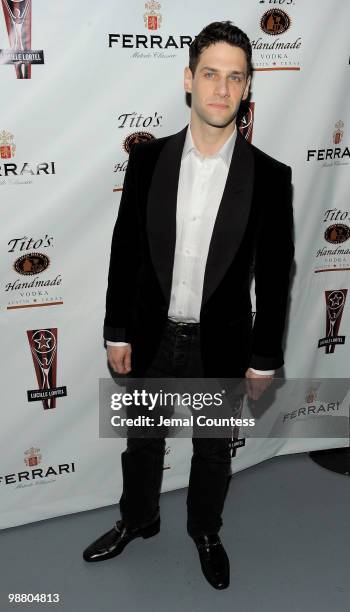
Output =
[
  {"x1": 107, "y1": 125, "x2": 274, "y2": 376},
  {"x1": 167, "y1": 124, "x2": 236, "y2": 322}
]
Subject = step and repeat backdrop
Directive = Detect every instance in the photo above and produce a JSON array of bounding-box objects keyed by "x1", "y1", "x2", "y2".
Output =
[{"x1": 1, "y1": 0, "x2": 349, "y2": 528}]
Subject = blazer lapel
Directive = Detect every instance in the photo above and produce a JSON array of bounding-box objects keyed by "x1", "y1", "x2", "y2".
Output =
[
  {"x1": 201, "y1": 130, "x2": 254, "y2": 307},
  {"x1": 146, "y1": 126, "x2": 187, "y2": 304}
]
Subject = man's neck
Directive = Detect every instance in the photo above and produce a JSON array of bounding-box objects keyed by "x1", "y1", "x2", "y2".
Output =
[{"x1": 189, "y1": 116, "x2": 236, "y2": 157}]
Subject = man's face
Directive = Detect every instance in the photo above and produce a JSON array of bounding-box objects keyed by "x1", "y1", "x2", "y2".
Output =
[{"x1": 184, "y1": 42, "x2": 251, "y2": 129}]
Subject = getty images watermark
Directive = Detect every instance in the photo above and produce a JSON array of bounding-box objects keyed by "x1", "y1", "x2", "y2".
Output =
[
  {"x1": 98, "y1": 377, "x2": 350, "y2": 440},
  {"x1": 109, "y1": 386, "x2": 255, "y2": 430}
]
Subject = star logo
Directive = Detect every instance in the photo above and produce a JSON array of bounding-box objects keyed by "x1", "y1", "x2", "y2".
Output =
[
  {"x1": 329, "y1": 292, "x2": 344, "y2": 309},
  {"x1": 34, "y1": 332, "x2": 52, "y2": 350}
]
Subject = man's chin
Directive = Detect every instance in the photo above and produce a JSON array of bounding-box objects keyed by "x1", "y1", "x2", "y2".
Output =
[
  {"x1": 205, "y1": 116, "x2": 236, "y2": 129},
  {"x1": 200, "y1": 109, "x2": 237, "y2": 129}
]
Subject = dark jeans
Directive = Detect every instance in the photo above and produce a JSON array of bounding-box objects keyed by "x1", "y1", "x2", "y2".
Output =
[{"x1": 119, "y1": 319, "x2": 232, "y2": 537}]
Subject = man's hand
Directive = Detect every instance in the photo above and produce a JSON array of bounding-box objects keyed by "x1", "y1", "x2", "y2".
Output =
[
  {"x1": 245, "y1": 368, "x2": 273, "y2": 400},
  {"x1": 107, "y1": 344, "x2": 132, "y2": 374}
]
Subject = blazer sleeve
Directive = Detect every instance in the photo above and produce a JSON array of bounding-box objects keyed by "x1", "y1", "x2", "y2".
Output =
[
  {"x1": 250, "y1": 164, "x2": 295, "y2": 370},
  {"x1": 103, "y1": 145, "x2": 143, "y2": 342}
]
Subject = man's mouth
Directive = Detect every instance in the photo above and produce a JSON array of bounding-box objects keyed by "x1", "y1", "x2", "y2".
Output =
[{"x1": 208, "y1": 103, "x2": 229, "y2": 110}]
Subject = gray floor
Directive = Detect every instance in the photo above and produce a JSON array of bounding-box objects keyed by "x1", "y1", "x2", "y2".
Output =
[{"x1": 1, "y1": 452, "x2": 349, "y2": 612}]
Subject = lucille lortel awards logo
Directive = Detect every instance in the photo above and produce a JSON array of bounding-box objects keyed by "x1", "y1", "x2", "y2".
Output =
[
  {"x1": 27, "y1": 328, "x2": 67, "y2": 409},
  {"x1": 318, "y1": 290, "x2": 347, "y2": 354},
  {"x1": 238, "y1": 102, "x2": 255, "y2": 143},
  {"x1": 0, "y1": 0, "x2": 44, "y2": 79}
]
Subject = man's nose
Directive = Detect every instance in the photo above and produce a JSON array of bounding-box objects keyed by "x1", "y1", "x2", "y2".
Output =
[{"x1": 214, "y1": 78, "x2": 230, "y2": 97}]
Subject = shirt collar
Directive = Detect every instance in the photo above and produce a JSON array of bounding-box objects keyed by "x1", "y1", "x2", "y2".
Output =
[{"x1": 182, "y1": 123, "x2": 237, "y2": 167}]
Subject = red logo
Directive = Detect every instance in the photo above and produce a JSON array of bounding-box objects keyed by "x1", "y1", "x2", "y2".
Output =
[
  {"x1": 143, "y1": 1, "x2": 162, "y2": 31},
  {"x1": 333, "y1": 120, "x2": 344, "y2": 145},
  {"x1": 0, "y1": 130, "x2": 16, "y2": 159},
  {"x1": 24, "y1": 446, "x2": 42, "y2": 467}
]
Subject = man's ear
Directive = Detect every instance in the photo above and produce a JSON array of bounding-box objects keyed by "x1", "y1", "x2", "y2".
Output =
[
  {"x1": 242, "y1": 75, "x2": 251, "y2": 101},
  {"x1": 184, "y1": 66, "x2": 193, "y2": 94}
]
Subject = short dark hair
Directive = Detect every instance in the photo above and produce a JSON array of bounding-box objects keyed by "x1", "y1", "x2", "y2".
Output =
[{"x1": 189, "y1": 21, "x2": 253, "y2": 79}]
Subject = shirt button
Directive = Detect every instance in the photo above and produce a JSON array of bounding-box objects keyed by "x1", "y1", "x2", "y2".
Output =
[{"x1": 182, "y1": 281, "x2": 186, "y2": 285}]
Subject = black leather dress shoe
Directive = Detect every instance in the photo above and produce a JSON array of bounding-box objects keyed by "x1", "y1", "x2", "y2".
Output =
[
  {"x1": 193, "y1": 534, "x2": 230, "y2": 589},
  {"x1": 83, "y1": 516, "x2": 160, "y2": 562}
]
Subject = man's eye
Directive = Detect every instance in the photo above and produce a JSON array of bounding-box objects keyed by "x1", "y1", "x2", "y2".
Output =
[
  {"x1": 204, "y1": 72, "x2": 214, "y2": 78},
  {"x1": 230, "y1": 75, "x2": 241, "y2": 81}
]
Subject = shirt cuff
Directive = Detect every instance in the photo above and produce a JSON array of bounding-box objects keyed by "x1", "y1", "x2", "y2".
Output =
[
  {"x1": 249, "y1": 368, "x2": 275, "y2": 376},
  {"x1": 106, "y1": 341, "x2": 130, "y2": 347}
]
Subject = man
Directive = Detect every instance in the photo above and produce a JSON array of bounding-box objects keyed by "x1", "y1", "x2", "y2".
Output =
[{"x1": 83, "y1": 21, "x2": 294, "y2": 590}]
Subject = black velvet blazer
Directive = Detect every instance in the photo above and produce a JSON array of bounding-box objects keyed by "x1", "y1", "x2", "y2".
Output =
[{"x1": 104, "y1": 126, "x2": 294, "y2": 377}]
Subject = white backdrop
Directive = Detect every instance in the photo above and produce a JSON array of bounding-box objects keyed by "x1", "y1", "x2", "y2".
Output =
[{"x1": 1, "y1": 0, "x2": 349, "y2": 528}]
